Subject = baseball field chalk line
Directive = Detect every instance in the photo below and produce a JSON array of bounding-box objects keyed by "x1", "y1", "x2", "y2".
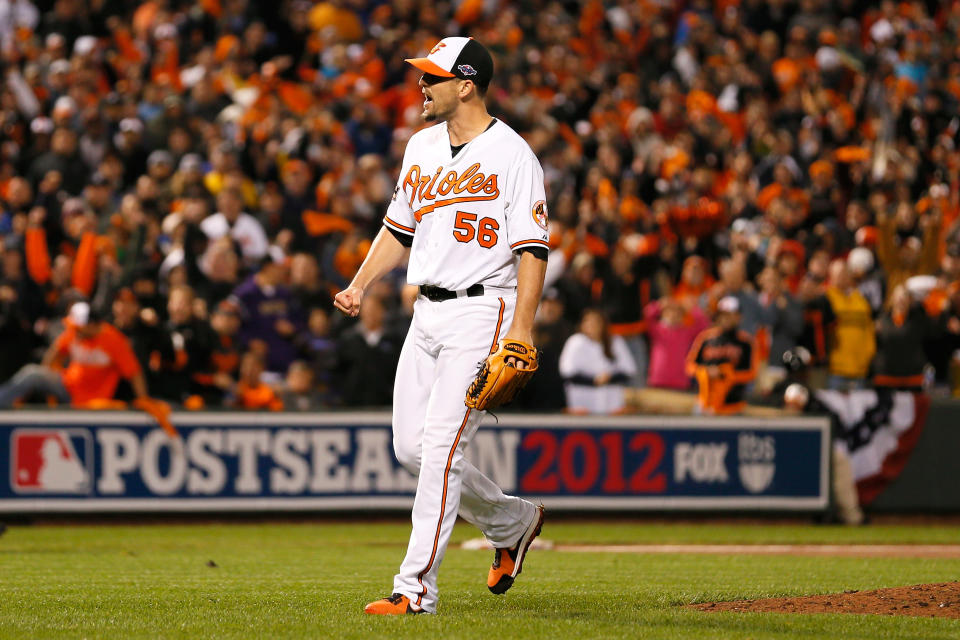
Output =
[
  {"x1": 461, "y1": 539, "x2": 960, "y2": 558},
  {"x1": 555, "y1": 544, "x2": 960, "y2": 558}
]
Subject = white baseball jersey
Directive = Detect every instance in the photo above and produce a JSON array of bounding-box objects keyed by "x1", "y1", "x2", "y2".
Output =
[{"x1": 383, "y1": 119, "x2": 549, "y2": 291}]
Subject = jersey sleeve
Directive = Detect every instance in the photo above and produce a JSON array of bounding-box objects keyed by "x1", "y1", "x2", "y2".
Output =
[
  {"x1": 382, "y1": 154, "x2": 417, "y2": 239},
  {"x1": 504, "y1": 155, "x2": 550, "y2": 253}
]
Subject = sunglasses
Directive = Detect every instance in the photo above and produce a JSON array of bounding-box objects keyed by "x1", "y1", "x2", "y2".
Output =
[{"x1": 421, "y1": 73, "x2": 456, "y2": 86}]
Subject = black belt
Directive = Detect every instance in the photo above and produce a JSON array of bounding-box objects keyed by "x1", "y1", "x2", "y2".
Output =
[{"x1": 419, "y1": 284, "x2": 484, "y2": 302}]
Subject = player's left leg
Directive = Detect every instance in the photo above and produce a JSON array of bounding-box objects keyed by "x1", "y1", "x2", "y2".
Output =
[
  {"x1": 453, "y1": 295, "x2": 538, "y2": 546},
  {"x1": 459, "y1": 464, "x2": 544, "y2": 595},
  {"x1": 451, "y1": 297, "x2": 543, "y2": 594}
]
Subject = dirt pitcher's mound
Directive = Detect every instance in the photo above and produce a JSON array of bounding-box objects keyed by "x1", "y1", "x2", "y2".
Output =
[{"x1": 690, "y1": 582, "x2": 960, "y2": 619}]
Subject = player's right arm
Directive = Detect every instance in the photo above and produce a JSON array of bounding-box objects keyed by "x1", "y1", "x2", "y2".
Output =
[
  {"x1": 333, "y1": 228, "x2": 409, "y2": 317},
  {"x1": 336, "y1": 141, "x2": 418, "y2": 317}
]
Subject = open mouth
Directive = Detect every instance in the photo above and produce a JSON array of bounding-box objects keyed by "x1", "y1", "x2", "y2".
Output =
[{"x1": 423, "y1": 90, "x2": 433, "y2": 108}]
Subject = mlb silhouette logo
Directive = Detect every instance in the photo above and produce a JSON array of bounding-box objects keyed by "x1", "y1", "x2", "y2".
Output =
[{"x1": 11, "y1": 429, "x2": 92, "y2": 494}]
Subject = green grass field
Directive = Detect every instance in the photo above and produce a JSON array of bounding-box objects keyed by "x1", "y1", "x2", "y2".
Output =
[{"x1": 1, "y1": 519, "x2": 959, "y2": 639}]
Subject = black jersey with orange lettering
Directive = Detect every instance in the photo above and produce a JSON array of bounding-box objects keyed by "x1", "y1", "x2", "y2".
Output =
[{"x1": 687, "y1": 327, "x2": 755, "y2": 409}]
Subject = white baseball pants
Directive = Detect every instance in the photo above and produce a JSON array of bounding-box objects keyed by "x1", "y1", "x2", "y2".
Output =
[{"x1": 391, "y1": 292, "x2": 537, "y2": 613}]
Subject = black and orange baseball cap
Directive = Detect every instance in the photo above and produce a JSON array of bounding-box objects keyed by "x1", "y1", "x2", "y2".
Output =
[{"x1": 405, "y1": 37, "x2": 493, "y2": 89}]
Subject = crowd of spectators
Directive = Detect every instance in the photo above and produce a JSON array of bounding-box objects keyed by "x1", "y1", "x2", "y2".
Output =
[{"x1": 2, "y1": 0, "x2": 960, "y2": 412}]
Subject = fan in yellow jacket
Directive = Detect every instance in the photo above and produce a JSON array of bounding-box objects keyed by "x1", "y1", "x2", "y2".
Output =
[{"x1": 825, "y1": 260, "x2": 875, "y2": 388}]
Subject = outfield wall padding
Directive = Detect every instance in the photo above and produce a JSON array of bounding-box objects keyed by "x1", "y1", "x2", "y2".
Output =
[
  {"x1": 870, "y1": 399, "x2": 960, "y2": 512},
  {"x1": 0, "y1": 411, "x2": 830, "y2": 513}
]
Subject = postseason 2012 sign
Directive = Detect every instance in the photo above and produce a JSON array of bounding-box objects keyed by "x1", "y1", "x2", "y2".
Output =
[{"x1": 0, "y1": 412, "x2": 829, "y2": 512}]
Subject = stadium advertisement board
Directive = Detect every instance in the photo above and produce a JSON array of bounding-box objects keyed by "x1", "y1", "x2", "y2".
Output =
[{"x1": 0, "y1": 411, "x2": 829, "y2": 512}]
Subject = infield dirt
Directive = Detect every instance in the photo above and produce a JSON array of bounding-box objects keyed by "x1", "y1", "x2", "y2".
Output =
[{"x1": 690, "y1": 581, "x2": 960, "y2": 619}]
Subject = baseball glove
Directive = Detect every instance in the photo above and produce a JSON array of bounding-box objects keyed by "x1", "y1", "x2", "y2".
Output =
[{"x1": 465, "y1": 340, "x2": 539, "y2": 411}]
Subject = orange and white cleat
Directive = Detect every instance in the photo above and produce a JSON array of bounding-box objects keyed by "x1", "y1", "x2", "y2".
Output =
[
  {"x1": 363, "y1": 593, "x2": 424, "y2": 615},
  {"x1": 487, "y1": 504, "x2": 545, "y2": 595}
]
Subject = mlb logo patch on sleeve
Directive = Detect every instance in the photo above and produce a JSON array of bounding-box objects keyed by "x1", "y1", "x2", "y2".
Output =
[{"x1": 11, "y1": 429, "x2": 92, "y2": 494}]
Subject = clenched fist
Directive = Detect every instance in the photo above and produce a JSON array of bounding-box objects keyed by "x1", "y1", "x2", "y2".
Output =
[{"x1": 334, "y1": 286, "x2": 364, "y2": 317}]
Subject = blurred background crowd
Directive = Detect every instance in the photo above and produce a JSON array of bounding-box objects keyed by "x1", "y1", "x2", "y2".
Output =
[{"x1": 1, "y1": 0, "x2": 960, "y2": 413}]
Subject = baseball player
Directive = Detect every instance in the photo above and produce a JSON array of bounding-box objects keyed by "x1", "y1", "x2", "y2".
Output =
[{"x1": 334, "y1": 37, "x2": 547, "y2": 615}]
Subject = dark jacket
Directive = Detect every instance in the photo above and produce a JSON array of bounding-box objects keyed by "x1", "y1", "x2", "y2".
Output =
[
  {"x1": 336, "y1": 326, "x2": 401, "y2": 407},
  {"x1": 115, "y1": 318, "x2": 174, "y2": 400},
  {"x1": 873, "y1": 304, "x2": 937, "y2": 389},
  {"x1": 160, "y1": 319, "x2": 218, "y2": 401},
  {"x1": 515, "y1": 317, "x2": 573, "y2": 411}
]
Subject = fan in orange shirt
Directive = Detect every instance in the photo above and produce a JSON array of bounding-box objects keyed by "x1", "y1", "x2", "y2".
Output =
[
  {"x1": 231, "y1": 351, "x2": 283, "y2": 411},
  {"x1": 0, "y1": 302, "x2": 149, "y2": 408}
]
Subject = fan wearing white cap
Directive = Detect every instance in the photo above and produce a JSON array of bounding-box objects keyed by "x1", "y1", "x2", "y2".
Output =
[
  {"x1": 335, "y1": 36, "x2": 548, "y2": 615},
  {"x1": 685, "y1": 295, "x2": 757, "y2": 415},
  {"x1": 0, "y1": 301, "x2": 149, "y2": 409}
]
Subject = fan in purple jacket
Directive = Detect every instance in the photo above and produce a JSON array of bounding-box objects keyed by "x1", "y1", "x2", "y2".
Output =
[{"x1": 230, "y1": 258, "x2": 305, "y2": 374}]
